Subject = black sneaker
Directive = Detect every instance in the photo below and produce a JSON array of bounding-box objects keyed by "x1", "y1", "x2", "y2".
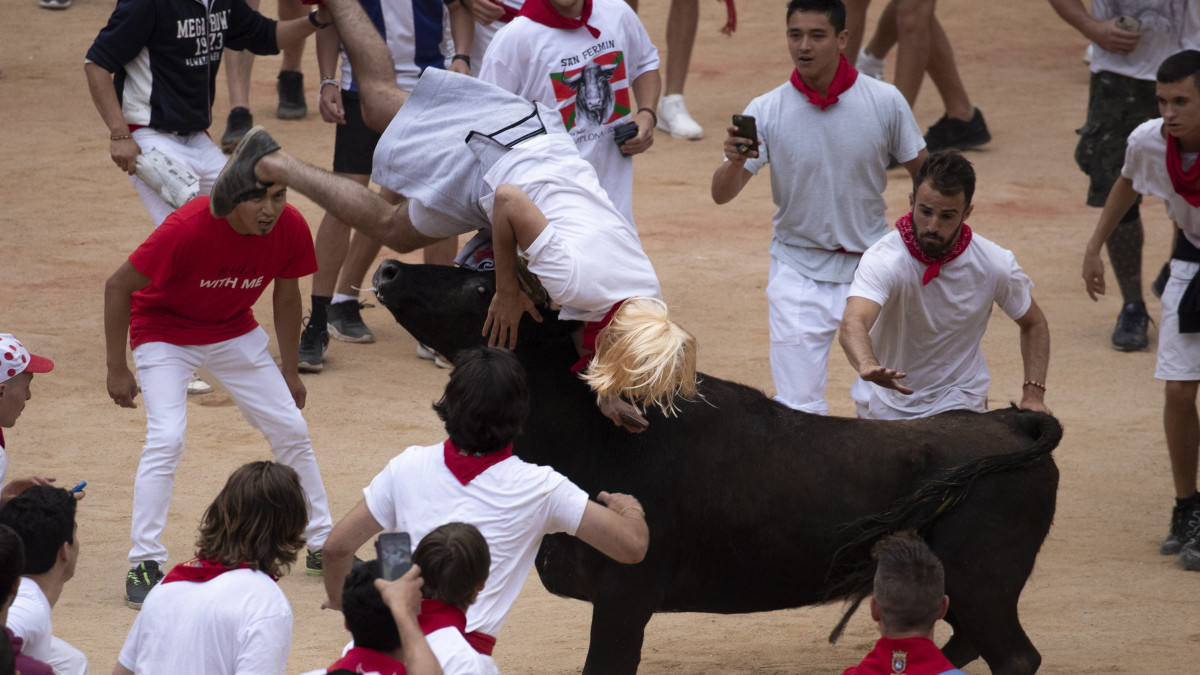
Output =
[
  {"x1": 1111, "y1": 301, "x2": 1150, "y2": 352},
  {"x1": 299, "y1": 319, "x2": 330, "y2": 373},
  {"x1": 277, "y1": 71, "x2": 307, "y2": 120},
  {"x1": 328, "y1": 301, "x2": 375, "y2": 344},
  {"x1": 924, "y1": 108, "x2": 991, "y2": 152},
  {"x1": 1182, "y1": 538, "x2": 1200, "y2": 571},
  {"x1": 125, "y1": 560, "x2": 164, "y2": 609},
  {"x1": 220, "y1": 107, "x2": 253, "y2": 153},
  {"x1": 1161, "y1": 497, "x2": 1200, "y2": 555},
  {"x1": 1151, "y1": 261, "x2": 1171, "y2": 299}
]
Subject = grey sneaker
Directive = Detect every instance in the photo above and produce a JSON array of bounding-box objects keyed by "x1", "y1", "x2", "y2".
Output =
[
  {"x1": 299, "y1": 319, "x2": 329, "y2": 373},
  {"x1": 125, "y1": 560, "x2": 164, "y2": 609},
  {"x1": 306, "y1": 549, "x2": 323, "y2": 576},
  {"x1": 220, "y1": 107, "x2": 253, "y2": 153},
  {"x1": 210, "y1": 126, "x2": 281, "y2": 218},
  {"x1": 277, "y1": 71, "x2": 307, "y2": 120},
  {"x1": 1111, "y1": 301, "x2": 1150, "y2": 352},
  {"x1": 328, "y1": 301, "x2": 375, "y2": 344}
]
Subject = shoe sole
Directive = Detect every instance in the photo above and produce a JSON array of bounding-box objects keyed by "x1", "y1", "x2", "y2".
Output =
[
  {"x1": 298, "y1": 361, "x2": 324, "y2": 373},
  {"x1": 1111, "y1": 340, "x2": 1148, "y2": 352},
  {"x1": 1181, "y1": 548, "x2": 1200, "y2": 571},
  {"x1": 328, "y1": 323, "x2": 375, "y2": 344},
  {"x1": 125, "y1": 594, "x2": 144, "y2": 610},
  {"x1": 186, "y1": 385, "x2": 214, "y2": 396},
  {"x1": 305, "y1": 567, "x2": 323, "y2": 576},
  {"x1": 277, "y1": 106, "x2": 307, "y2": 121},
  {"x1": 210, "y1": 126, "x2": 280, "y2": 218},
  {"x1": 1162, "y1": 540, "x2": 1183, "y2": 556},
  {"x1": 657, "y1": 126, "x2": 703, "y2": 141}
]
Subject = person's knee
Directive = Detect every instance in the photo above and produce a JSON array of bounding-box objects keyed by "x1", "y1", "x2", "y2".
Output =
[
  {"x1": 1164, "y1": 381, "x2": 1199, "y2": 409},
  {"x1": 894, "y1": 0, "x2": 935, "y2": 32}
]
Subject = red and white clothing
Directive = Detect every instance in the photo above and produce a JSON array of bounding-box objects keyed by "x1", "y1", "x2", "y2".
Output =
[
  {"x1": 7, "y1": 578, "x2": 89, "y2": 675},
  {"x1": 125, "y1": 198, "x2": 332, "y2": 567},
  {"x1": 848, "y1": 227, "x2": 1033, "y2": 419},
  {"x1": 117, "y1": 567, "x2": 293, "y2": 674},
  {"x1": 1123, "y1": 118, "x2": 1200, "y2": 380},
  {"x1": 363, "y1": 441, "x2": 589, "y2": 638},
  {"x1": 734, "y1": 74, "x2": 923, "y2": 414},
  {"x1": 842, "y1": 636, "x2": 966, "y2": 675},
  {"x1": 420, "y1": 599, "x2": 501, "y2": 674},
  {"x1": 479, "y1": 0, "x2": 659, "y2": 222}
]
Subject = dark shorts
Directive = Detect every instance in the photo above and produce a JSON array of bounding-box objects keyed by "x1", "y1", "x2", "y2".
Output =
[
  {"x1": 332, "y1": 90, "x2": 382, "y2": 176},
  {"x1": 1075, "y1": 71, "x2": 1158, "y2": 207}
]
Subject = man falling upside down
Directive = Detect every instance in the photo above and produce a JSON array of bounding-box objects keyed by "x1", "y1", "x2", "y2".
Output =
[{"x1": 210, "y1": 0, "x2": 696, "y2": 433}]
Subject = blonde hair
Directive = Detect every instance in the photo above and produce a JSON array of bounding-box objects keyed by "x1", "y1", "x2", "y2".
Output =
[{"x1": 580, "y1": 297, "x2": 698, "y2": 416}]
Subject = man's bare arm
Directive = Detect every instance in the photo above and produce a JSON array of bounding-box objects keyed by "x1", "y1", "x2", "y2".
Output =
[
  {"x1": 1082, "y1": 175, "x2": 1140, "y2": 300},
  {"x1": 711, "y1": 128, "x2": 756, "y2": 204},
  {"x1": 574, "y1": 491, "x2": 650, "y2": 564},
  {"x1": 104, "y1": 262, "x2": 151, "y2": 408},
  {"x1": 85, "y1": 61, "x2": 139, "y2": 175},
  {"x1": 839, "y1": 295, "x2": 914, "y2": 395},
  {"x1": 1046, "y1": 0, "x2": 1141, "y2": 55},
  {"x1": 483, "y1": 185, "x2": 545, "y2": 349},
  {"x1": 1015, "y1": 297, "x2": 1052, "y2": 415},
  {"x1": 273, "y1": 276, "x2": 306, "y2": 408}
]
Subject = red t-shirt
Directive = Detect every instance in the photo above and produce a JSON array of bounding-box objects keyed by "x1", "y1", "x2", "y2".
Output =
[{"x1": 127, "y1": 198, "x2": 317, "y2": 349}]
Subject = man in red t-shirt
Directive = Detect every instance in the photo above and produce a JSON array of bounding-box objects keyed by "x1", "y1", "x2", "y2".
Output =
[{"x1": 103, "y1": 188, "x2": 334, "y2": 610}]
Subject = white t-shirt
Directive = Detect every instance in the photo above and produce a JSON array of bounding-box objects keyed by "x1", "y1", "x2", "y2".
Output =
[
  {"x1": 427, "y1": 626, "x2": 501, "y2": 674},
  {"x1": 849, "y1": 230, "x2": 1034, "y2": 419},
  {"x1": 7, "y1": 577, "x2": 52, "y2": 663},
  {"x1": 1089, "y1": 0, "x2": 1200, "y2": 81},
  {"x1": 339, "y1": 0, "x2": 455, "y2": 92},
  {"x1": 480, "y1": 0, "x2": 660, "y2": 222},
  {"x1": 738, "y1": 76, "x2": 925, "y2": 284},
  {"x1": 363, "y1": 442, "x2": 589, "y2": 637},
  {"x1": 482, "y1": 132, "x2": 662, "y2": 321},
  {"x1": 117, "y1": 568, "x2": 293, "y2": 675},
  {"x1": 1123, "y1": 118, "x2": 1200, "y2": 246}
]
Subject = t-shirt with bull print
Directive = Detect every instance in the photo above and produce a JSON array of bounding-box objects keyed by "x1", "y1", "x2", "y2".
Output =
[
  {"x1": 126, "y1": 197, "x2": 317, "y2": 349},
  {"x1": 479, "y1": 0, "x2": 658, "y2": 224}
]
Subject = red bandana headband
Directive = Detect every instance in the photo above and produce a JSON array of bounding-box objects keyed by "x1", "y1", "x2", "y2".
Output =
[
  {"x1": 518, "y1": 0, "x2": 600, "y2": 38},
  {"x1": 1166, "y1": 132, "x2": 1200, "y2": 207},
  {"x1": 789, "y1": 54, "x2": 858, "y2": 110},
  {"x1": 895, "y1": 212, "x2": 972, "y2": 285}
]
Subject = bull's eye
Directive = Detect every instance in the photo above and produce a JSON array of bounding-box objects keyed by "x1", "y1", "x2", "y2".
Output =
[{"x1": 474, "y1": 285, "x2": 489, "y2": 298}]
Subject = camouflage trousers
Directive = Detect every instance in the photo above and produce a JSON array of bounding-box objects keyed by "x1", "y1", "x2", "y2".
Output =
[{"x1": 1075, "y1": 71, "x2": 1158, "y2": 207}]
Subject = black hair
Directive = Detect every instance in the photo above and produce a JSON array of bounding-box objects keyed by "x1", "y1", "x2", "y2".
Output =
[
  {"x1": 786, "y1": 0, "x2": 846, "y2": 33},
  {"x1": 433, "y1": 346, "x2": 530, "y2": 454},
  {"x1": 0, "y1": 486, "x2": 76, "y2": 575},
  {"x1": 342, "y1": 560, "x2": 402, "y2": 654},
  {"x1": 1157, "y1": 49, "x2": 1200, "y2": 91},
  {"x1": 0, "y1": 524, "x2": 25, "y2": 604},
  {"x1": 912, "y1": 149, "x2": 976, "y2": 207}
]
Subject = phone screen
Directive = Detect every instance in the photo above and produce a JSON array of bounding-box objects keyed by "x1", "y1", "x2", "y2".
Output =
[{"x1": 375, "y1": 532, "x2": 413, "y2": 581}]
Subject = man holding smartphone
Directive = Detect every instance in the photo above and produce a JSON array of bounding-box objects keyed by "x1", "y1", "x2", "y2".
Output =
[{"x1": 711, "y1": 0, "x2": 925, "y2": 415}]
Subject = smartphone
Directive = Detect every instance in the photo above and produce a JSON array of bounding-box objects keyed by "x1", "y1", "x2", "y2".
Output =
[
  {"x1": 731, "y1": 114, "x2": 758, "y2": 154},
  {"x1": 613, "y1": 121, "x2": 639, "y2": 157},
  {"x1": 1115, "y1": 15, "x2": 1141, "y2": 33},
  {"x1": 375, "y1": 532, "x2": 413, "y2": 581}
]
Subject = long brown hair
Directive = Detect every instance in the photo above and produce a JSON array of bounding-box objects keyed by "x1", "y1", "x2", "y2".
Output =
[{"x1": 195, "y1": 461, "x2": 307, "y2": 578}]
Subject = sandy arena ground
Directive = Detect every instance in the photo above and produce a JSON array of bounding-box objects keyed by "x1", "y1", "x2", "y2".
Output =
[{"x1": 2, "y1": 0, "x2": 1198, "y2": 672}]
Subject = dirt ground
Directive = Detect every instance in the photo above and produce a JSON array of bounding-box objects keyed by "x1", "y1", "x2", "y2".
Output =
[{"x1": 2, "y1": 0, "x2": 1198, "y2": 672}]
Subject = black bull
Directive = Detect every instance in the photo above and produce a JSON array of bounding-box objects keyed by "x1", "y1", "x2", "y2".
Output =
[{"x1": 371, "y1": 260, "x2": 1061, "y2": 675}]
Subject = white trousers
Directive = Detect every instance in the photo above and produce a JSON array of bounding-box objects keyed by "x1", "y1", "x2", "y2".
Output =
[
  {"x1": 48, "y1": 635, "x2": 89, "y2": 675},
  {"x1": 765, "y1": 257, "x2": 868, "y2": 414},
  {"x1": 128, "y1": 328, "x2": 333, "y2": 565},
  {"x1": 128, "y1": 128, "x2": 227, "y2": 226}
]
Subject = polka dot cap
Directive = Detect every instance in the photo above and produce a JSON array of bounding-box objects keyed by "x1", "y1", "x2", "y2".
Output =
[{"x1": 0, "y1": 334, "x2": 54, "y2": 384}]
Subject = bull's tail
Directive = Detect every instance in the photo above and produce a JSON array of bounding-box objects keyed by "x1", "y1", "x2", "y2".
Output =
[{"x1": 825, "y1": 408, "x2": 1062, "y2": 643}]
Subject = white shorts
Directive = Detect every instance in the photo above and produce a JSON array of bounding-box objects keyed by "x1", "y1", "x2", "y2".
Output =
[
  {"x1": 1156, "y1": 258, "x2": 1200, "y2": 381},
  {"x1": 129, "y1": 128, "x2": 227, "y2": 226}
]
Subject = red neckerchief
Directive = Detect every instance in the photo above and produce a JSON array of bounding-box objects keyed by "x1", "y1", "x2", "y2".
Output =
[
  {"x1": 415, "y1": 600, "x2": 497, "y2": 655},
  {"x1": 161, "y1": 557, "x2": 269, "y2": 584},
  {"x1": 790, "y1": 54, "x2": 858, "y2": 110},
  {"x1": 570, "y1": 300, "x2": 625, "y2": 372},
  {"x1": 488, "y1": 0, "x2": 520, "y2": 23},
  {"x1": 0, "y1": 427, "x2": 5, "y2": 449},
  {"x1": 464, "y1": 631, "x2": 497, "y2": 656},
  {"x1": 841, "y1": 636, "x2": 957, "y2": 675},
  {"x1": 328, "y1": 646, "x2": 407, "y2": 675},
  {"x1": 895, "y1": 212, "x2": 973, "y2": 286},
  {"x1": 443, "y1": 439, "x2": 513, "y2": 485},
  {"x1": 518, "y1": 0, "x2": 600, "y2": 38},
  {"x1": 1166, "y1": 132, "x2": 1200, "y2": 207}
]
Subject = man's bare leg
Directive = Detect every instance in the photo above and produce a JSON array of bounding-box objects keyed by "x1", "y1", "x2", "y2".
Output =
[
  {"x1": 1165, "y1": 381, "x2": 1200, "y2": 499},
  {"x1": 256, "y1": 153, "x2": 439, "y2": 253},
  {"x1": 322, "y1": 0, "x2": 409, "y2": 131},
  {"x1": 924, "y1": 16, "x2": 974, "y2": 121},
  {"x1": 893, "y1": 0, "x2": 936, "y2": 107},
  {"x1": 663, "y1": 0, "x2": 698, "y2": 97},
  {"x1": 844, "y1": 0, "x2": 871, "y2": 65}
]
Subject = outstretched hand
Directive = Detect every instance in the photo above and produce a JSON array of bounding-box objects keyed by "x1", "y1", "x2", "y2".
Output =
[
  {"x1": 859, "y1": 364, "x2": 914, "y2": 395},
  {"x1": 483, "y1": 288, "x2": 542, "y2": 349}
]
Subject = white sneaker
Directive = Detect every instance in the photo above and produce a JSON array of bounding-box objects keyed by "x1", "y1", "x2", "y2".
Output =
[
  {"x1": 136, "y1": 149, "x2": 200, "y2": 210},
  {"x1": 187, "y1": 375, "x2": 213, "y2": 396},
  {"x1": 857, "y1": 47, "x2": 886, "y2": 81},
  {"x1": 416, "y1": 343, "x2": 452, "y2": 369},
  {"x1": 39, "y1": 0, "x2": 72, "y2": 9},
  {"x1": 657, "y1": 94, "x2": 703, "y2": 140}
]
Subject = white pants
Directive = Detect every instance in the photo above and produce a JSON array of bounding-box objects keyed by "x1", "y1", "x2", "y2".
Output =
[
  {"x1": 128, "y1": 328, "x2": 333, "y2": 565},
  {"x1": 48, "y1": 636, "x2": 89, "y2": 675},
  {"x1": 765, "y1": 257, "x2": 868, "y2": 414},
  {"x1": 128, "y1": 128, "x2": 227, "y2": 226},
  {"x1": 1156, "y1": 258, "x2": 1200, "y2": 381}
]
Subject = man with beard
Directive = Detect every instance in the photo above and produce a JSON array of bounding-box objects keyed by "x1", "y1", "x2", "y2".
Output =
[{"x1": 838, "y1": 149, "x2": 1051, "y2": 420}]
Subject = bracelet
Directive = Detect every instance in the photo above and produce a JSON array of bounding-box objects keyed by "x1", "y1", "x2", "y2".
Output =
[
  {"x1": 1022, "y1": 380, "x2": 1046, "y2": 391},
  {"x1": 452, "y1": 54, "x2": 471, "y2": 67},
  {"x1": 620, "y1": 506, "x2": 645, "y2": 519},
  {"x1": 110, "y1": 133, "x2": 133, "y2": 141},
  {"x1": 637, "y1": 106, "x2": 657, "y2": 127},
  {"x1": 320, "y1": 78, "x2": 340, "y2": 91},
  {"x1": 309, "y1": 8, "x2": 331, "y2": 29}
]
